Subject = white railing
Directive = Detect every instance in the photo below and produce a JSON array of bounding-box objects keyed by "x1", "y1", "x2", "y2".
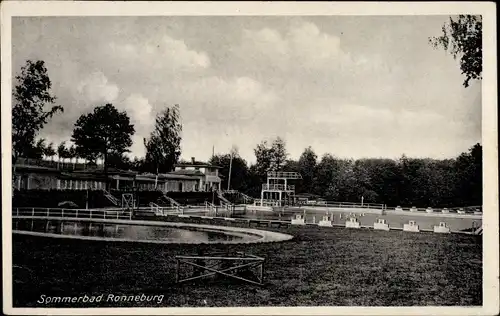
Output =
[
  {"x1": 102, "y1": 189, "x2": 119, "y2": 206},
  {"x1": 298, "y1": 200, "x2": 386, "y2": 209},
  {"x1": 12, "y1": 207, "x2": 132, "y2": 220},
  {"x1": 299, "y1": 201, "x2": 483, "y2": 214},
  {"x1": 258, "y1": 199, "x2": 281, "y2": 207},
  {"x1": 262, "y1": 184, "x2": 295, "y2": 191},
  {"x1": 240, "y1": 192, "x2": 254, "y2": 203},
  {"x1": 387, "y1": 205, "x2": 482, "y2": 214},
  {"x1": 160, "y1": 194, "x2": 180, "y2": 207},
  {"x1": 150, "y1": 202, "x2": 162, "y2": 216},
  {"x1": 149, "y1": 203, "x2": 181, "y2": 216},
  {"x1": 216, "y1": 191, "x2": 232, "y2": 206},
  {"x1": 221, "y1": 190, "x2": 254, "y2": 204},
  {"x1": 447, "y1": 205, "x2": 482, "y2": 213},
  {"x1": 205, "y1": 201, "x2": 216, "y2": 211},
  {"x1": 267, "y1": 171, "x2": 302, "y2": 179}
]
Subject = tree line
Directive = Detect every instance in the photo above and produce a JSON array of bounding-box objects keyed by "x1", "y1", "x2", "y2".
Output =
[{"x1": 209, "y1": 139, "x2": 482, "y2": 208}]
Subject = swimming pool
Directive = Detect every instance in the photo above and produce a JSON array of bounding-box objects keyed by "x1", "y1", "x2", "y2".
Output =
[{"x1": 12, "y1": 217, "x2": 294, "y2": 244}]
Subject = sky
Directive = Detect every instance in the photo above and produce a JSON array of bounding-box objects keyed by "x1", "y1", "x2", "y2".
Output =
[{"x1": 11, "y1": 16, "x2": 482, "y2": 164}]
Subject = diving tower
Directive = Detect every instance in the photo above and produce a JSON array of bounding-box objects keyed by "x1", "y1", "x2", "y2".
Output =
[{"x1": 260, "y1": 171, "x2": 302, "y2": 207}]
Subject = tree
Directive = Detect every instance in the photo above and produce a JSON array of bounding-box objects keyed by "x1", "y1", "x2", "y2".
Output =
[
  {"x1": 26, "y1": 138, "x2": 47, "y2": 160},
  {"x1": 107, "y1": 152, "x2": 133, "y2": 170},
  {"x1": 143, "y1": 104, "x2": 182, "y2": 175},
  {"x1": 270, "y1": 137, "x2": 288, "y2": 171},
  {"x1": 455, "y1": 143, "x2": 482, "y2": 206},
  {"x1": 43, "y1": 142, "x2": 56, "y2": 161},
  {"x1": 298, "y1": 147, "x2": 318, "y2": 193},
  {"x1": 246, "y1": 164, "x2": 264, "y2": 198},
  {"x1": 429, "y1": 15, "x2": 482, "y2": 87},
  {"x1": 68, "y1": 145, "x2": 77, "y2": 168},
  {"x1": 131, "y1": 156, "x2": 147, "y2": 173},
  {"x1": 12, "y1": 60, "x2": 63, "y2": 165},
  {"x1": 57, "y1": 141, "x2": 68, "y2": 167},
  {"x1": 253, "y1": 140, "x2": 274, "y2": 177},
  {"x1": 209, "y1": 150, "x2": 249, "y2": 192},
  {"x1": 253, "y1": 137, "x2": 288, "y2": 177},
  {"x1": 57, "y1": 141, "x2": 73, "y2": 167},
  {"x1": 71, "y1": 103, "x2": 135, "y2": 190},
  {"x1": 314, "y1": 154, "x2": 340, "y2": 200}
]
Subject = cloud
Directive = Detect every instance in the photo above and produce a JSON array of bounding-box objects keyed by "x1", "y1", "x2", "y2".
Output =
[
  {"x1": 76, "y1": 71, "x2": 119, "y2": 103},
  {"x1": 237, "y1": 22, "x2": 355, "y2": 72},
  {"x1": 166, "y1": 75, "x2": 281, "y2": 160},
  {"x1": 172, "y1": 75, "x2": 280, "y2": 121},
  {"x1": 122, "y1": 93, "x2": 154, "y2": 133},
  {"x1": 107, "y1": 34, "x2": 210, "y2": 73},
  {"x1": 122, "y1": 94, "x2": 155, "y2": 158},
  {"x1": 288, "y1": 22, "x2": 342, "y2": 67},
  {"x1": 279, "y1": 99, "x2": 478, "y2": 160}
]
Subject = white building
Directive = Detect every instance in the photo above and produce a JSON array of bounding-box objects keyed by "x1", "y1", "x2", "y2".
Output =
[{"x1": 171, "y1": 157, "x2": 222, "y2": 191}]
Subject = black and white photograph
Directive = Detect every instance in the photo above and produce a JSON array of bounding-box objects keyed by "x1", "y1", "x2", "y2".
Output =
[{"x1": 1, "y1": 2, "x2": 498, "y2": 315}]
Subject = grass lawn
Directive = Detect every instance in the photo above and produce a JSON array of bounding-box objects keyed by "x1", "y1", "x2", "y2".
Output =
[{"x1": 12, "y1": 220, "x2": 482, "y2": 307}]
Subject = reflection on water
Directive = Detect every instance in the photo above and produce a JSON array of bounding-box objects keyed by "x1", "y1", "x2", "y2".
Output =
[{"x1": 19, "y1": 220, "x2": 256, "y2": 243}]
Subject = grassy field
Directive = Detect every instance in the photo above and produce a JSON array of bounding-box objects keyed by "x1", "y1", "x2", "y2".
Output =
[{"x1": 12, "y1": 220, "x2": 482, "y2": 307}]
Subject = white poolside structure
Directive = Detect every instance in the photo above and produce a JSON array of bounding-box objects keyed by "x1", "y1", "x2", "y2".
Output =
[{"x1": 259, "y1": 171, "x2": 302, "y2": 207}]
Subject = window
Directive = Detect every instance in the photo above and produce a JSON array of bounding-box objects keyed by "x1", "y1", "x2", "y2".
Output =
[{"x1": 195, "y1": 167, "x2": 200, "y2": 170}]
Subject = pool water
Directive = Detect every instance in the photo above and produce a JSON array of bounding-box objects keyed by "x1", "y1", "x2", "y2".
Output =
[{"x1": 16, "y1": 220, "x2": 259, "y2": 243}]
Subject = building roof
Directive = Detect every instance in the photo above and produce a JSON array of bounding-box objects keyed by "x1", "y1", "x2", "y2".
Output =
[
  {"x1": 16, "y1": 157, "x2": 97, "y2": 171},
  {"x1": 136, "y1": 173, "x2": 199, "y2": 181},
  {"x1": 15, "y1": 164, "x2": 60, "y2": 173},
  {"x1": 72, "y1": 167, "x2": 137, "y2": 176},
  {"x1": 15, "y1": 157, "x2": 207, "y2": 182},
  {"x1": 169, "y1": 169, "x2": 205, "y2": 176},
  {"x1": 59, "y1": 172, "x2": 107, "y2": 180},
  {"x1": 175, "y1": 161, "x2": 222, "y2": 169}
]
